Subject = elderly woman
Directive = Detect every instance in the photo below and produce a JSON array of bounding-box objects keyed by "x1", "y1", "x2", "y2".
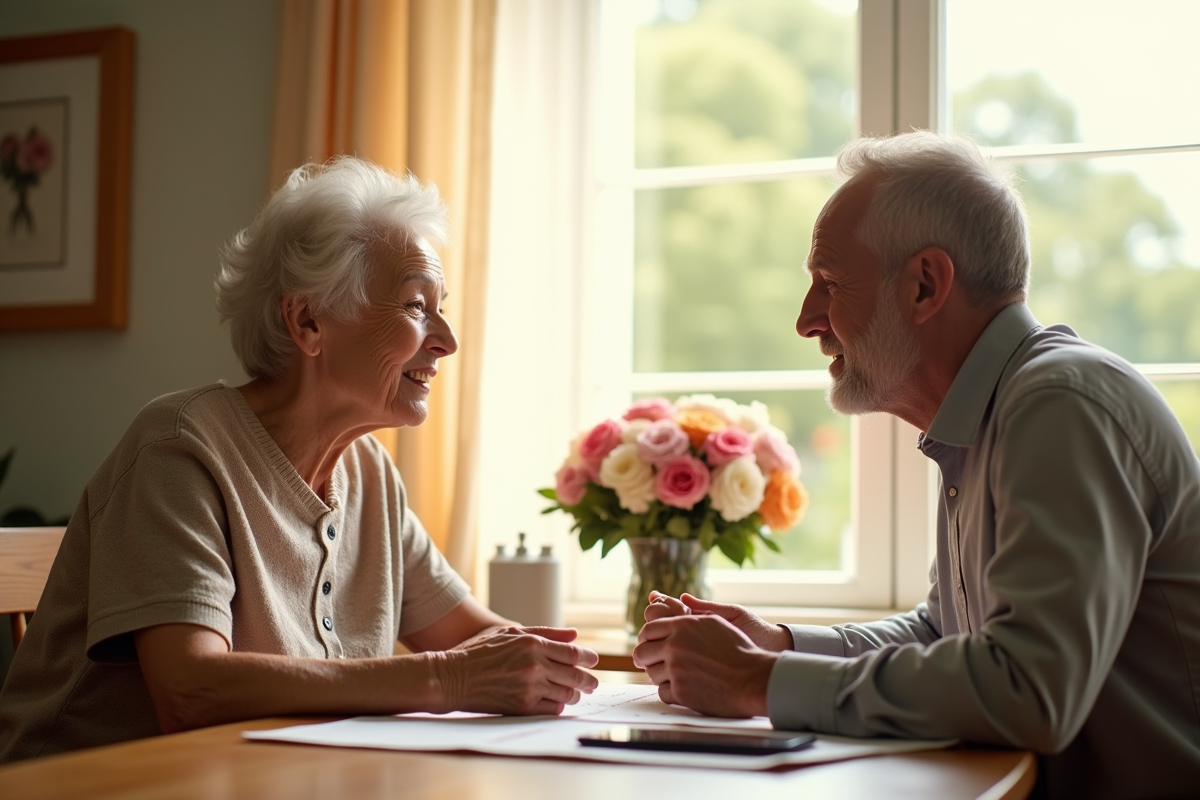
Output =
[{"x1": 0, "y1": 158, "x2": 598, "y2": 763}]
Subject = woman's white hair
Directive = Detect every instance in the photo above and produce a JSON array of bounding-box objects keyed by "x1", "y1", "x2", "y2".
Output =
[
  {"x1": 836, "y1": 131, "x2": 1030, "y2": 306},
  {"x1": 216, "y1": 157, "x2": 448, "y2": 379}
]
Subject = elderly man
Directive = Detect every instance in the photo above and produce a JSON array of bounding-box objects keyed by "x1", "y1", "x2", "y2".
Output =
[{"x1": 633, "y1": 132, "x2": 1200, "y2": 799}]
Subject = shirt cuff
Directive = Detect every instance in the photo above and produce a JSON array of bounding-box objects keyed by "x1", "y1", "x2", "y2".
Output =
[
  {"x1": 783, "y1": 623, "x2": 845, "y2": 656},
  {"x1": 767, "y1": 652, "x2": 847, "y2": 732}
]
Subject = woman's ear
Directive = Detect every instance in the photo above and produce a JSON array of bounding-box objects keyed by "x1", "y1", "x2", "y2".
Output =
[
  {"x1": 281, "y1": 294, "x2": 322, "y2": 357},
  {"x1": 900, "y1": 247, "x2": 955, "y2": 325}
]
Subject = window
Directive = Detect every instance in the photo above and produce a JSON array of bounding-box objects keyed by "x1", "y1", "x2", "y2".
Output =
[
  {"x1": 481, "y1": 0, "x2": 1200, "y2": 624},
  {"x1": 944, "y1": 0, "x2": 1200, "y2": 451}
]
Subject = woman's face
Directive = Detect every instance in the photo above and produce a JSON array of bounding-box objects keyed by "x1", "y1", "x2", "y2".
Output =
[{"x1": 318, "y1": 237, "x2": 458, "y2": 430}]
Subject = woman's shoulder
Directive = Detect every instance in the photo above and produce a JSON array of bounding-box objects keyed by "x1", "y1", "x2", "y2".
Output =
[
  {"x1": 337, "y1": 434, "x2": 407, "y2": 503},
  {"x1": 83, "y1": 384, "x2": 234, "y2": 509},
  {"x1": 132, "y1": 383, "x2": 231, "y2": 434},
  {"x1": 343, "y1": 434, "x2": 400, "y2": 479}
]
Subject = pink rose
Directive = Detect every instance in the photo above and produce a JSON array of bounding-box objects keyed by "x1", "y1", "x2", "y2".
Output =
[
  {"x1": 703, "y1": 426, "x2": 753, "y2": 467},
  {"x1": 623, "y1": 398, "x2": 673, "y2": 422},
  {"x1": 578, "y1": 419, "x2": 624, "y2": 473},
  {"x1": 753, "y1": 429, "x2": 800, "y2": 476},
  {"x1": 17, "y1": 132, "x2": 53, "y2": 174},
  {"x1": 555, "y1": 461, "x2": 590, "y2": 506},
  {"x1": 655, "y1": 455, "x2": 711, "y2": 510},
  {"x1": 635, "y1": 420, "x2": 691, "y2": 465}
]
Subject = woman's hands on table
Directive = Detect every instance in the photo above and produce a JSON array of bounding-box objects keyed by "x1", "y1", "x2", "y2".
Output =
[{"x1": 433, "y1": 625, "x2": 599, "y2": 716}]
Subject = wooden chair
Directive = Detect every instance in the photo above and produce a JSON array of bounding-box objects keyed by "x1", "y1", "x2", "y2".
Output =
[{"x1": 0, "y1": 527, "x2": 66, "y2": 649}]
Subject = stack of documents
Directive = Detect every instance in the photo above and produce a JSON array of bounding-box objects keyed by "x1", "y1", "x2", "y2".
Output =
[{"x1": 245, "y1": 683, "x2": 955, "y2": 770}]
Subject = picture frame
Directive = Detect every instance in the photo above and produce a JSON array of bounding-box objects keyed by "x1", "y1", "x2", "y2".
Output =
[{"x1": 0, "y1": 27, "x2": 134, "y2": 332}]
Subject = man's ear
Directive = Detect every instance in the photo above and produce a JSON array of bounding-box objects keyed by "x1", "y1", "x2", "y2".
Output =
[
  {"x1": 281, "y1": 294, "x2": 322, "y2": 357},
  {"x1": 900, "y1": 247, "x2": 955, "y2": 325}
]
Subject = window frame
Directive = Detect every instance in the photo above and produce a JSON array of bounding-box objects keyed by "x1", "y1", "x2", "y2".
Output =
[
  {"x1": 481, "y1": 0, "x2": 1200, "y2": 626},
  {"x1": 561, "y1": 0, "x2": 943, "y2": 615}
]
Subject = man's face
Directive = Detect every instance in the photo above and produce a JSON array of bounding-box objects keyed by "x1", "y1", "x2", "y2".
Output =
[{"x1": 796, "y1": 178, "x2": 921, "y2": 415}]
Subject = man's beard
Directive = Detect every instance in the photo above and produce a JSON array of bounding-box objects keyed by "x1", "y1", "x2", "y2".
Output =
[{"x1": 822, "y1": 284, "x2": 921, "y2": 416}]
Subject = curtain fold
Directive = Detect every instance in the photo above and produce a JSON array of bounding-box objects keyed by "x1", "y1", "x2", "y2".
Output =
[{"x1": 269, "y1": 0, "x2": 496, "y2": 584}]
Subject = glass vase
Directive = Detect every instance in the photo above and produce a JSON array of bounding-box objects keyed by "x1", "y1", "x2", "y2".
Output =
[{"x1": 625, "y1": 537, "x2": 712, "y2": 637}]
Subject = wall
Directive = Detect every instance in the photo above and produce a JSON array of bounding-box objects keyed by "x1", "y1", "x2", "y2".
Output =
[{"x1": 0, "y1": 0, "x2": 277, "y2": 676}]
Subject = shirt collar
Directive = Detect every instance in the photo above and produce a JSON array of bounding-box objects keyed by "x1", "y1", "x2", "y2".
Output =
[{"x1": 924, "y1": 302, "x2": 1042, "y2": 447}]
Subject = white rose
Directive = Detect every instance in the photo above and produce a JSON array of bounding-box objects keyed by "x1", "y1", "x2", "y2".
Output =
[
  {"x1": 621, "y1": 418, "x2": 651, "y2": 444},
  {"x1": 673, "y1": 393, "x2": 736, "y2": 424},
  {"x1": 709, "y1": 456, "x2": 767, "y2": 522},
  {"x1": 731, "y1": 400, "x2": 771, "y2": 434},
  {"x1": 615, "y1": 485, "x2": 654, "y2": 514},
  {"x1": 598, "y1": 443, "x2": 656, "y2": 512}
]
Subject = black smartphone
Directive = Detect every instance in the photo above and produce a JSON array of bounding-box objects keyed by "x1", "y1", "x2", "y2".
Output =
[{"x1": 577, "y1": 726, "x2": 816, "y2": 756}]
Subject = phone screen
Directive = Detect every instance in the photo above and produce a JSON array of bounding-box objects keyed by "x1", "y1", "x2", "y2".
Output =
[{"x1": 577, "y1": 726, "x2": 816, "y2": 755}]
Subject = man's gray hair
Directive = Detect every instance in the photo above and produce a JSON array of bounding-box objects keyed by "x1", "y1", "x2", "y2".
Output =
[
  {"x1": 216, "y1": 157, "x2": 448, "y2": 379},
  {"x1": 836, "y1": 131, "x2": 1030, "y2": 305}
]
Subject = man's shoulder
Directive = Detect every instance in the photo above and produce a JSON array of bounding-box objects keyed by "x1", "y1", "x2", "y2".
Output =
[
  {"x1": 999, "y1": 326, "x2": 1179, "y2": 438},
  {"x1": 1005, "y1": 326, "x2": 1144, "y2": 397}
]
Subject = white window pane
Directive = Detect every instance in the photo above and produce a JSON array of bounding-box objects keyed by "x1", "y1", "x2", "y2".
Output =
[
  {"x1": 1014, "y1": 152, "x2": 1200, "y2": 365},
  {"x1": 946, "y1": 0, "x2": 1200, "y2": 148},
  {"x1": 633, "y1": 178, "x2": 833, "y2": 372},
  {"x1": 631, "y1": 0, "x2": 858, "y2": 169}
]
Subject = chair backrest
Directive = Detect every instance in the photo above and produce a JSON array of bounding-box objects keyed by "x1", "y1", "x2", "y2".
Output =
[{"x1": 0, "y1": 527, "x2": 66, "y2": 650}]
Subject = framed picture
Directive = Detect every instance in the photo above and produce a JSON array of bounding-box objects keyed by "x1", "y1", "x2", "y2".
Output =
[{"x1": 0, "y1": 27, "x2": 134, "y2": 331}]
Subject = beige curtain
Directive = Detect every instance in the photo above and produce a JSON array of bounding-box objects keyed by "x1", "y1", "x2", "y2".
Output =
[{"x1": 269, "y1": 0, "x2": 496, "y2": 584}]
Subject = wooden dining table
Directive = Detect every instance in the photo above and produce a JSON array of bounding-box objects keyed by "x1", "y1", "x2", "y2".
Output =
[{"x1": 0, "y1": 671, "x2": 1036, "y2": 800}]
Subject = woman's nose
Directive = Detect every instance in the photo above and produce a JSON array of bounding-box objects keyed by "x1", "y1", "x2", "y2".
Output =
[{"x1": 428, "y1": 317, "x2": 458, "y2": 357}]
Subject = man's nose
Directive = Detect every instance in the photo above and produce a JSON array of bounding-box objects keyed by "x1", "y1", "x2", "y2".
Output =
[{"x1": 796, "y1": 288, "x2": 828, "y2": 339}]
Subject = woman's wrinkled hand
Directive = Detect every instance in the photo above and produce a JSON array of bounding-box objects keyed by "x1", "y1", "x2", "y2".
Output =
[{"x1": 433, "y1": 626, "x2": 599, "y2": 716}]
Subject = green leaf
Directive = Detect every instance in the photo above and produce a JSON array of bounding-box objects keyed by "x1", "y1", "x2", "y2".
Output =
[
  {"x1": 600, "y1": 528, "x2": 627, "y2": 557},
  {"x1": 536, "y1": 487, "x2": 558, "y2": 500},
  {"x1": 578, "y1": 522, "x2": 606, "y2": 551},
  {"x1": 665, "y1": 515, "x2": 691, "y2": 539},
  {"x1": 717, "y1": 533, "x2": 747, "y2": 566}
]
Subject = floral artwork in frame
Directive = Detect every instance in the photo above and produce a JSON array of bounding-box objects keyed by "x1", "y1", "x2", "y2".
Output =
[
  {"x1": 0, "y1": 98, "x2": 68, "y2": 266},
  {"x1": 0, "y1": 27, "x2": 133, "y2": 332}
]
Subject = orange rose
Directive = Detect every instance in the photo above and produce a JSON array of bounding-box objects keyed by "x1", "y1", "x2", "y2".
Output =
[
  {"x1": 675, "y1": 407, "x2": 726, "y2": 450},
  {"x1": 759, "y1": 469, "x2": 808, "y2": 531}
]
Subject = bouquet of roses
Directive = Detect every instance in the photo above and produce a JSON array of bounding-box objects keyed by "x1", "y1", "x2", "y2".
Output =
[{"x1": 539, "y1": 394, "x2": 808, "y2": 566}]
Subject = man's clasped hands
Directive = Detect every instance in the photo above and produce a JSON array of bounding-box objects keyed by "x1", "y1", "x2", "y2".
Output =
[{"x1": 632, "y1": 590, "x2": 792, "y2": 719}]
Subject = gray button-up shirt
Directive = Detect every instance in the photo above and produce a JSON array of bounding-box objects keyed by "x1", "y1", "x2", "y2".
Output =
[{"x1": 768, "y1": 303, "x2": 1200, "y2": 799}]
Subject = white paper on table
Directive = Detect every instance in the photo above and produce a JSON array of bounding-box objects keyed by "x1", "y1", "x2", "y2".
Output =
[{"x1": 244, "y1": 684, "x2": 956, "y2": 771}]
